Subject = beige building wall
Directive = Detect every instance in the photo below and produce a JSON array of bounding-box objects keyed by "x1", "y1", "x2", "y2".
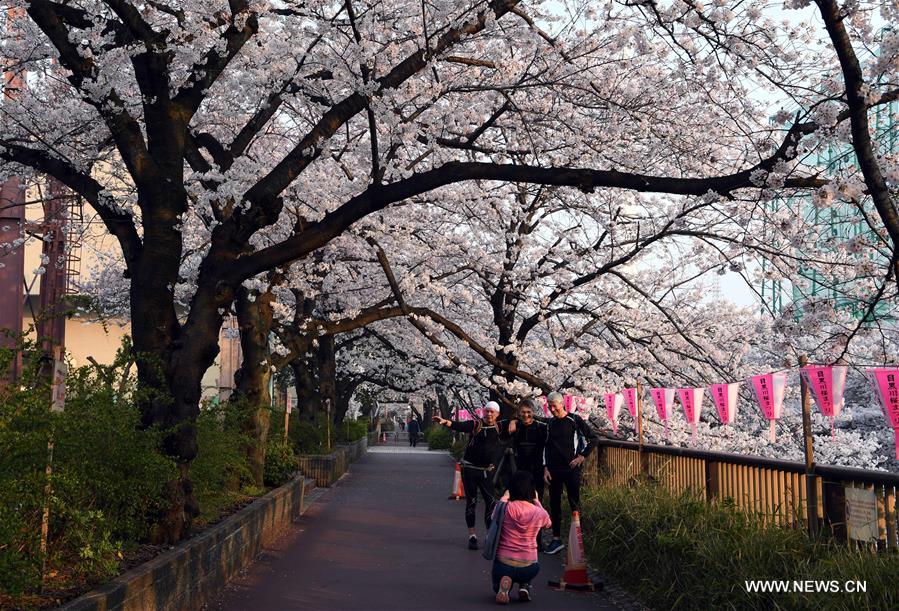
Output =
[
  {"x1": 21, "y1": 185, "x2": 228, "y2": 400},
  {"x1": 21, "y1": 311, "x2": 225, "y2": 399}
]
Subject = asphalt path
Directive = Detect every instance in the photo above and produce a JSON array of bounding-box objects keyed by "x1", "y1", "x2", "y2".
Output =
[{"x1": 210, "y1": 451, "x2": 633, "y2": 610}]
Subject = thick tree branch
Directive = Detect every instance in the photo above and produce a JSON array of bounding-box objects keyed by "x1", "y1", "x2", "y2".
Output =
[
  {"x1": 0, "y1": 140, "x2": 142, "y2": 265},
  {"x1": 26, "y1": 1, "x2": 156, "y2": 184},
  {"x1": 238, "y1": 0, "x2": 523, "y2": 233},
  {"x1": 815, "y1": 0, "x2": 899, "y2": 268},
  {"x1": 233, "y1": 144, "x2": 825, "y2": 280},
  {"x1": 172, "y1": 6, "x2": 259, "y2": 118}
]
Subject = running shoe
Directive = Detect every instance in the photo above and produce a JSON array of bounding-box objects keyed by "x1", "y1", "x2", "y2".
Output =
[
  {"x1": 544, "y1": 539, "x2": 565, "y2": 555},
  {"x1": 518, "y1": 584, "x2": 532, "y2": 602},
  {"x1": 495, "y1": 576, "x2": 512, "y2": 604},
  {"x1": 468, "y1": 535, "x2": 479, "y2": 550}
]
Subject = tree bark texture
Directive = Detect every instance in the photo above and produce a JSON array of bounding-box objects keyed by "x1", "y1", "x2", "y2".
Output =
[{"x1": 232, "y1": 286, "x2": 274, "y2": 487}]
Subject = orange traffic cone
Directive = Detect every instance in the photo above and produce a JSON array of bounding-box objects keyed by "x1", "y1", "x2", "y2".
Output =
[
  {"x1": 447, "y1": 462, "x2": 466, "y2": 500},
  {"x1": 548, "y1": 511, "x2": 603, "y2": 592}
]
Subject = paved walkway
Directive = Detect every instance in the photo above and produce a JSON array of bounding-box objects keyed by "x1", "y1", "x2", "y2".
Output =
[
  {"x1": 368, "y1": 444, "x2": 436, "y2": 454},
  {"x1": 209, "y1": 452, "x2": 638, "y2": 610}
]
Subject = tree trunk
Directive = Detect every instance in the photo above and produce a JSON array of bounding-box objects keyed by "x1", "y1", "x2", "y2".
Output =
[
  {"x1": 232, "y1": 286, "x2": 274, "y2": 487},
  {"x1": 315, "y1": 333, "x2": 337, "y2": 418},
  {"x1": 334, "y1": 375, "x2": 360, "y2": 427},
  {"x1": 291, "y1": 345, "x2": 321, "y2": 421},
  {"x1": 489, "y1": 350, "x2": 522, "y2": 418},
  {"x1": 273, "y1": 376, "x2": 288, "y2": 411},
  {"x1": 489, "y1": 289, "x2": 521, "y2": 418},
  {"x1": 423, "y1": 398, "x2": 436, "y2": 430},
  {"x1": 131, "y1": 213, "x2": 241, "y2": 542},
  {"x1": 437, "y1": 388, "x2": 452, "y2": 419},
  {"x1": 130, "y1": 222, "x2": 201, "y2": 543}
]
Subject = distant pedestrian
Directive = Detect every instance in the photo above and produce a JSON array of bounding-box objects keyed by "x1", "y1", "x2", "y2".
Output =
[
  {"x1": 542, "y1": 392, "x2": 597, "y2": 555},
  {"x1": 491, "y1": 471, "x2": 551, "y2": 604},
  {"x1": 408, "y1": 416, "x2": 421, "y2": 447},
  {"x1": 433, "y1": 401, "x2": 510, "y2": 550}
]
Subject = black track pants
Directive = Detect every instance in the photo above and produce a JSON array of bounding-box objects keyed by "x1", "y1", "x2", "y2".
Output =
[
  {"x1": 547, "y1": 467, "x2": 581, "y2": 537},
  {"x1": 462, "y1": 467, "x2": 496, "y2": 529}
]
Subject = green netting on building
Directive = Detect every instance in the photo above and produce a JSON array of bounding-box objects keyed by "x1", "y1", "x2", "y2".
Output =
[{"x1": 759, "y1": 98, "x2": 896, "y2": 321}]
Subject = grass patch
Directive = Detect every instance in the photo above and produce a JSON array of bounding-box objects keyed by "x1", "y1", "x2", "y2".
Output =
[{"x1": 580, "y1": 479, "x2": 899, "y2": 610}]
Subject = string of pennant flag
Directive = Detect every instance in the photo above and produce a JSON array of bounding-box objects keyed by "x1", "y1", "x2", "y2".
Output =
[
  {"x1": 597, "y1": 366, "x2": 899, "y2": 459},
  {"x1": 456, "y1": 366, "x2": 899, "y2": 459}
]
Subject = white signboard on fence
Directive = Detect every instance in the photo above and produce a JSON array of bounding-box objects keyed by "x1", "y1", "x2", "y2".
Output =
[{"x1": 845, "y1": 487, "x2": 879, "y2": 543}]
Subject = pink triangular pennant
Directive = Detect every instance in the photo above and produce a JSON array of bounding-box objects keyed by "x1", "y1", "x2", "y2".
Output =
[{"x1": 750, "y1": 371, "x2": 788, "y2": 442}]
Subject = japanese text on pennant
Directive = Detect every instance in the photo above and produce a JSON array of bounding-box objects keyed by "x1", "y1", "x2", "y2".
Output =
[
  {"x1": 750, "y1": 372, "x2": 788, "y2": 420},
  {"x1": 621, "y1": 387, "x2": 638, "y2": 418},
  {"x1": 801, "y1": 365, "x2": 848, "y2": 418},
  {"x1": 866, "y1": 369, "x2": 899, "y2": 428},
  {"x1": 676, "y1": 388, "x2": 703, "y2": 424},
  {"x1": 709, "y1": 382, "x2": 739, "y2": 424},
  {"x1": 651, "y1": 388, "x2": 674, "y2": 421},
  {"x1": 750, "y1": 371, "x2": 788, "y2": 442},
  {"x1": 866, "y1": 368, "x2": 899, "y2": 460},
  {"x1": 604, "y1": 393, "x2": 623, "y2": 434}
]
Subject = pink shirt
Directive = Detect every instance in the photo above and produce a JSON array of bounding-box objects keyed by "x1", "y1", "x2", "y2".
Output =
[{"x1": 496, "y1": 500, "x2": 552, "y2": 563}]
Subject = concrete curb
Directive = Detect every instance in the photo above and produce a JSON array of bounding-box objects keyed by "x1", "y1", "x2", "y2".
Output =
[{"x1": 58, "y1": 476, "x2": 314, "y2": 611}]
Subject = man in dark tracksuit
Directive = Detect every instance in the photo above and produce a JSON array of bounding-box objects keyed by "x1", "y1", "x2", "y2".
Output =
[
  {"x1": 510, "y1": 398, "x2": 548, "y2": 550},
  {"x1": 433, "y1": 401, "x2": 508, "y2": 550},
  {"x1": 511, "y1": 399, "x2": 547, "y2": 496},
  {"x1": 543, "y1": 392, "x2": 597, "y2": 555}
]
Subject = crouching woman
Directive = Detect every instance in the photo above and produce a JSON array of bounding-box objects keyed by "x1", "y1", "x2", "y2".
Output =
[{"x1": 491, "y1": 470, "x2": 552, "y2": 604}]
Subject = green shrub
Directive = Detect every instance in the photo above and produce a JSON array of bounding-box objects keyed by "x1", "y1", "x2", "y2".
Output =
[
  {"x1": 0, "y1": 344, "x2": 53, "y2": 595},
  {"x1": 54, "y1": 365, "x2": 175, "y2": 543},
  {"x1": 336, "y1": 418, "x2": 367, "y2": 443},
  {"x1": 264, "y1": 438, "x2": 298, "y2": 487},
  {"x1": 289, "y1": 416, "x2": 328, "y2": 454},
  {"x1": 191, "y1": 400, "x2": 255, "y2": 523},
  {"x1": 284, "y1": 412, "x2": 349, "y2": 454},
  {"x1": 580, "y1": 480, "x2": 899, "y2": 610},
  {"x1": 0, "y1": 336, "x2": 287, "y2": 605},
  {"x1": 425, "y1": 425, "x2": 453, "y2": 450},
  {"x1": 0, "y1": 338, "x2": 175, "y2": 597}
]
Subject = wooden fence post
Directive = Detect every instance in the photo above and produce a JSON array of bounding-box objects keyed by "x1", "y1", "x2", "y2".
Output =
[
  {"x1": 799, "y1": 355, "x2": 821, "y2": 537},
  {"x1": 705, "y1": 460, "x2": 715, "y2": 502},
  {"x1": 636, "y1": 381, "x2": 648, "y2": 476}
]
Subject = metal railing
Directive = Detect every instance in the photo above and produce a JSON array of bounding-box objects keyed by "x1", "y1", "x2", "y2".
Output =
[{"x1": 585, "y1": 438, "x2": 899, "y2": 551}]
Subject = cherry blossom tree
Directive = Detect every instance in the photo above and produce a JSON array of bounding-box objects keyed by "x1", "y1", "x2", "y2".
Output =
[{"x1": 1, "y1": 0, "x2": 876, "y2": 538}]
